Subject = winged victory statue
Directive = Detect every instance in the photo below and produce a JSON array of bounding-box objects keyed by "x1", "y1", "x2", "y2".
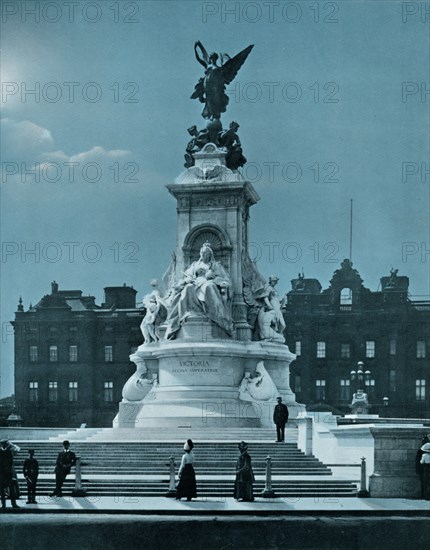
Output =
[{"x1": 191, "y1": 41, "x2": 254, "y2": 120}]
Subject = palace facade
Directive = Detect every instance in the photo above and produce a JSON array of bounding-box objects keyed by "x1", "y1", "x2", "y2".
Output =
[
  {"x1": 285, "y1": 260, "x2": 430, "y2": 418},
  {"x1": 12, "y1": 282, "x2": 143, "y2": 427}
]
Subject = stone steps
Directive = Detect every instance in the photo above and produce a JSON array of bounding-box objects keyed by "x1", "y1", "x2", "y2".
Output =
[
  {"x1": 48, "y1": 427, "x2": 298, "y2": 442},
  {"x1": 12, "y1": 441, "x2": 329, "y2": 477},
  {"x1": 11, "y1": 432, "x2": 360, "y2": 498}
]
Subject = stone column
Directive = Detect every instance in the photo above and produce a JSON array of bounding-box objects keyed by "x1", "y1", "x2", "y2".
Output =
[{"x1": 297, "y1": 417, "x2": 313, "y2": 456}]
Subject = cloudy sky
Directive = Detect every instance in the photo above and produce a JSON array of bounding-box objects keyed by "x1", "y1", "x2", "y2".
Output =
[{"x1": 1, "y1": 0, "x2": 429, "y2": 397}]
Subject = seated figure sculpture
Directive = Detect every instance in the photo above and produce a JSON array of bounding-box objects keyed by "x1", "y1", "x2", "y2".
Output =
[{"x1": 165, "y1": 242, "x2": 233, "y2": 340}]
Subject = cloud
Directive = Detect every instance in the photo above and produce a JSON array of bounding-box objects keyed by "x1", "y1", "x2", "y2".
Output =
[
  {"x1": 1, "y1": 118, "x2": 54, "y2": 161},
  {"x1": 1, "y1": 118, "x2": 132, "y2": 182}
]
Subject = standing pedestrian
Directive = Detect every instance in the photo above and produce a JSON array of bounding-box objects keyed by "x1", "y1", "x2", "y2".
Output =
[
  {"x1": 23, "y1": 449, "x2": 39, "y2": 504},
  {"x1": 5, "y1": 440, "x2": 21, "y2": 501},
  {"x1": 0, "y1": 439, "x2": 19, "y2": 510},
  {"x1": 50, "y1": 440, "x2": 76, "y2": 497},
  {"x1": 416, "y1": 434, "x2": 429, "y2": 498},
  {"x1": 420, "y1": 442, "x2": 430, "y2": 501},
  {"x1": 176, "y1": 439, "x2": 197, "y2": 501},
  {"x1": 273, "y1": 396, "x2": 289, "y2": 442},
  {"x1": 234, "y1": 441, "x2": 255, "y2": 502}
]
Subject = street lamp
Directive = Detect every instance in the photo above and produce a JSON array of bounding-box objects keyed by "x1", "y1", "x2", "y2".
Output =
[{"x1": 350, "y1": 361, "x2": 371, "y2": 415}]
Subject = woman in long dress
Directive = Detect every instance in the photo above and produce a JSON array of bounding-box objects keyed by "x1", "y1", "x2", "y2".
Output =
[
  {"x1": 176, "y1": 439, "x2": 197, "y2": 501},
  {"x1": 234, "y1": 441, "x2": 255, "y2": 502}
]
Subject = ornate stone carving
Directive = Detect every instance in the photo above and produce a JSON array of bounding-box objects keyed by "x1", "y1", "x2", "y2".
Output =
[
  {"x1": 140, "y1": 280, "x2": 167, "y2": 344},
  {"x1": 239, "y1": 362, "x2": 279, "y2": 401}
]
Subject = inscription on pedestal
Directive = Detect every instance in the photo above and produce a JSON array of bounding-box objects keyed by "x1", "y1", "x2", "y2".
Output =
[
  {"x1": 172, "y1": 360, "x2": 219, "y2": 375},
  {"x1": 160, "y1": 357, "x2": 229, "y2": 386}
]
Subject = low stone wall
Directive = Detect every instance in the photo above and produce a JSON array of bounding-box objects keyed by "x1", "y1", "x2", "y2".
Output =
[
  {"x1": 0, "y1": 427, "x2": 74, "y2": 441},
  {"x1": 369, "y1": 427, "x2": 429, "y2": 498}
]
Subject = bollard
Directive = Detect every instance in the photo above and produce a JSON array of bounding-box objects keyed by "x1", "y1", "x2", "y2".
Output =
[
  {"x1": 166, "y1": 456, "x2": 177, "y2": 498},
  {"x1": 357, "y1": 456, "x2": 370, "y2": 497},
  {"x1": 71, "y1": 456, "x2": 87, "y2": 497},
  {"x1": 261, "y1": 456, "x2": 276, "y2": 498}
]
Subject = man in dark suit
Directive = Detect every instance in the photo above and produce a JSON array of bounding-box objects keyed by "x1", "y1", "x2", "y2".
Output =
[
  {"x1": 0, "y1": 439, "x2": 19, "y2": 510},
  {"x1": 273, "y1": 397, "x2": 289, "y2": 442},
  {"x1": 23, "y1": 449, "x2": 39, "y2": 504},
  {"x1": 50, "y1": 440, "x2": 76, "y2": 497}
]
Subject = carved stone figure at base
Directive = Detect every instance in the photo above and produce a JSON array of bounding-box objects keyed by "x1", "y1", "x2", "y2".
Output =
[
  {"x1": 257, "y1": 276, "x2": 286, "y2": 343},
  {"x1": 122, "y1": 359, "x2": 156, "y2": 402},
  {"x1": 239, "y1": 361, "x2": 279, "y2": 401},
  {"x1": 140, "y1": 279, "x2": 167, "y2": 344}
]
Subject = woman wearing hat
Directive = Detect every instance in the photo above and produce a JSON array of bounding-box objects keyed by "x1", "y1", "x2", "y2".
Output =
[
  {"x1": 234, "y1": 441, "x2": 255, "y2": 502},
  {"x1": 176, "y1": 439, "x2": 197, "y2": 501},
  {"x1": 420, "y1": 442, "x2": 430, "y2": 500}
]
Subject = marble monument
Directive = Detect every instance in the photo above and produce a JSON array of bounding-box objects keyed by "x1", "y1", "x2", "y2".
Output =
[{"x1": 115, "y1": 42, "x2": 304, "y2": 428}]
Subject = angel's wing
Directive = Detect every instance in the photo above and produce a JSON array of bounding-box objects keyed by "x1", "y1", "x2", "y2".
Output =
[{"x1": 221, "y1": 44, "x2": 254, "y2": 85}]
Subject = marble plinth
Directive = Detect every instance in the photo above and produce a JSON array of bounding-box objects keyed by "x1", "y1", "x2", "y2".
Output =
[{"x1": 115, "y1": 339, "x2": 303, "y2": 429}]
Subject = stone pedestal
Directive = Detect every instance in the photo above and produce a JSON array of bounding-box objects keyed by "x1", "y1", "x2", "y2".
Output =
[{"x1": 116, "y1": 338, "x2": 303, "y2": 428}]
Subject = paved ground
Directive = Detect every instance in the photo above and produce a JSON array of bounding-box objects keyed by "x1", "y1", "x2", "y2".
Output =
[
  {"x1": 2, "y1": 497, "x2": 429, "y2": 550},
  {"x1": 1, "y1": 495, "x2": 429, "y2": 514}
]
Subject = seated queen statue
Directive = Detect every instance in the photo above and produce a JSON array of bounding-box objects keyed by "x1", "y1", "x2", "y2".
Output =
[{"x1": 165, "y1": 242, "x2": 233, "y2": 339}]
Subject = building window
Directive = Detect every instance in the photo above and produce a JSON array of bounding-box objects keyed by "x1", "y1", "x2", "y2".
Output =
[
  {"x1": 69, "y1": 326, "x2": 78, "y2": 339},
  {"x1": 389, "y1": 339, "x2": 397, "y2": 356},
  {"x1": 294, "y1": 375, "x2": 301, "y2": 393},
  {"x1": 365, "y1": 341, "x2": 375, "y2": 358},
  {"x1": 316, "y1": 341, "x2": 326, "y2": 359},
  {"x1": 316, "y1": 379, "x2": 326, "y2": 400},
  {"x1": 104, "y1": 345, "x2": 113, "y2": 362},
  {"x1": 340, "y1": 288, "x2": 352, "y2": 305},
  {"x1": 69, "y1": 345, "x2": 78, "y2": 362},
  {"x1": 68, "y1": 382, "x2": 78, "y2": 402},
  {"x1": 49, "y1": 326, "x2": 58, "y2": 336},
  {"x1": 48, "y1": 381, "x2": 58, "y2": 402},
  {"x1": 340, "y1": 379, "x2": 350, "y2": 400},
  {"x1": 295, "y1": 341, "x2": 302, "y2": 356},
  {"x1": 29, "y1": 345, "x2": 38, "y2": 362},
  {"x1": 49, "y1": 345, "x2": 58, "y2": 362},
  {"x1": 341, "y1": 343, "x2": 351, "y2": 359},
  {"x1": 104, "y1": 381, "x2": 114, "y2": 402},
  {"x1": 416, "y1": 379, "x2": 426, "y2": 401},
  {"x1": 417, "y1": 341, "x2": 426, "y2": 359},
  {"x1": 29, "y1": 382, "x2": 38, "y2": 402},
  {"x1": 389, "y1": 370, "x2": 396, "y2": 392}
]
